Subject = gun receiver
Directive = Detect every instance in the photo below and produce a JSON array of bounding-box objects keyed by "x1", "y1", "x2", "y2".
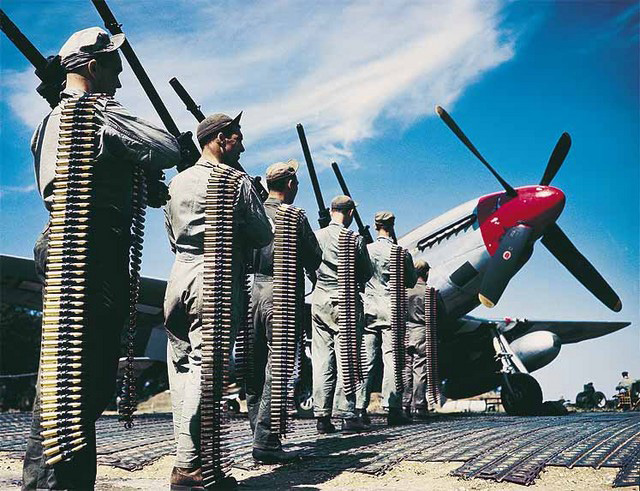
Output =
[
  {"x1": 330, "y1": 162, "x2": 373, "y2": 244},
  {"x1": 0, "y1": 9, "x2": 64, "y2": 107},
  {"x1": 296, "y1": 123, "x2": 330, "y2": 228},
  {"x1": 168, "y1": 77, "x2": 268, "y2": 201},
  {"x1": 90, "y1": 0, "x2": 198, "y2": 172}
]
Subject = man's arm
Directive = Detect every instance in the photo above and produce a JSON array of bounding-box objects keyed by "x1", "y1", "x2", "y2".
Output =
[
  {"x1": 404, "y1": 251, "x2": 418, "y2": 288},
  {"x1": 164, "y1": 205, "x2": 177, "y2": 254},
  {"x1": 355, "y1": 235, "x2": 374, "y2": 284},
  {"x1": 300, "y1": 215, "x2": 322, "y2": 274},
  {"x1": 100, "y1": 98, "x2": 181, "y2": 172},
  {"x1": 239, "y1": 177, "x2": 273, "y2": 249}
]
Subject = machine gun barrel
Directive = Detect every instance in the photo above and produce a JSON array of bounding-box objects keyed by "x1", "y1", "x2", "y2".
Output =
[
  {"x1": 330, "y1": 162, "x2": 373, "y2": 244},
  {"x1": 169, "y1": 76, "x2": 268, "y2": 200},
  {"x1": 91, "y1": 0, "x2": 198, "y2": 171},
  {"x1": 296, "y1": 123, "x2": 330, "y2": 228},
  {"x1": 0, "y1": 9, "x2": 46, "y2": 71},
  {"x1": 169, "y1": 77, "x2": 205, "y2": 122},
  {"x1": 0, "y1": 9, "x2": 63, "y2": 108}
]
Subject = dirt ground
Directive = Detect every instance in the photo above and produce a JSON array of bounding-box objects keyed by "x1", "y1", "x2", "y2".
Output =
[{"x1": 0, "y1": 453, "x2": 621, "y2": 490}]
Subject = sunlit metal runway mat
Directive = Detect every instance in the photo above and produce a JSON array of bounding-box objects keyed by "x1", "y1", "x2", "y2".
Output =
[{"x1": 0, "y1": 411, "x2": 638, "y2": 487}]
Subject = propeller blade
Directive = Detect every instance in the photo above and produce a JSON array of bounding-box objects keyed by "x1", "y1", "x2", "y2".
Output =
[
  {"x1": 540, "y1": 132, "x2": 571, "y2": 186},
  {"x1": 479, "y1": 225, "x2": 534, "y2": 308},
  {"x1": 435, "y1": 106, "x2": 517, "y2": 197},
  {"x1": 541, "y1": 223, "x2": 622, "y2": 312}
]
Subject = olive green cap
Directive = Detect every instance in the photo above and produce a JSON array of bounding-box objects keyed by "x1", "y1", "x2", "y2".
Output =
[
  {"x1": 374, "y1": 210, "x2": 395, "y2": 226},
  {"x1": 265, "y1": 159, "x2": 299, "y2": 182},
  {"x1": 331, "y1": 195, "x2": 356, "y2": 211}
]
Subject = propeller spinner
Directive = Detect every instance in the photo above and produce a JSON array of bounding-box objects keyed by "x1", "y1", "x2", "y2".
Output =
[{"x1": 435, "y1": 107, "x2": 622, "y2": 312}]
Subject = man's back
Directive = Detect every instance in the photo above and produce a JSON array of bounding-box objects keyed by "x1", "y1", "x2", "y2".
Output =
[
  {"x1": 165, "y1": 159, "x2": 272, "y2": 257},
  {"x1": 363, "y1": 237, "x2": 417, "y2": 326},
  {"x1": 33, "y1": 88, "x2": 178, "y2": 215},
  {"x1": 314, "y1": 221, "x2": 372, "y2": 300}
]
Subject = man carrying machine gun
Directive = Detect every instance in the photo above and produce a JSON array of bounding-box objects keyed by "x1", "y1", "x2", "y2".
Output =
[
  {"x1": 164, "y1": 112, "x2": 272, "y2": 489},
  {"x1": 23, "y1": 27, "x2": 180, "y2": 490},
  {"x1": 248, "y1": 160, "x2": 322, "y2": 463},
  {"x1": 357, "y1": 211, "x2": 418, "y2": 426},
  {"x1": 312, "y1": 196, "x2": 373, "y2": 434}
]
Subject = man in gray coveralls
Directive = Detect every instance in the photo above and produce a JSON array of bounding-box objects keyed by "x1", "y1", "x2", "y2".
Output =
[
  {"x1": 23, "y1": 27, "x2": 179, "y2": 491},
  {"x1": 312, "y1": 196, "x2": 373, "y2": 434},
  {"x1": 356, "y1": 211, "x2": 418, "y2": 426},
  {"x1": 164, "y1": 113, "x2": 272, "y2": 489},
  {"x1": 403, "y1": 260, "x2": 431, "y2": 419},
  {"x1": 248, "y1": 159, "x2": 322, "y2": 463}
]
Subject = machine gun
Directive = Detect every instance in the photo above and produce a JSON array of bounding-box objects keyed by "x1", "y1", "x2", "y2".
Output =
[
  {"x1": 296, "y1": 123, "x2": 330, "y2": 228},
  {"x1": 91, "y1": 0, "x2": 199, "y2": 172},
  {"x1": 0, "y1": 9, "x2": 65, "y2": 108},
  {"x1": 330, "y1": 162, "x2": 373, "y2": 244},
  {"x1": 168, "y1": 77, "x2": 268, "y2": 201}
]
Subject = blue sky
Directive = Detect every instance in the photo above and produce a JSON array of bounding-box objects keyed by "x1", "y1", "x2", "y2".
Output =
[{"x1": 1, "y1": 0, "x2": 638, "y2": 401}]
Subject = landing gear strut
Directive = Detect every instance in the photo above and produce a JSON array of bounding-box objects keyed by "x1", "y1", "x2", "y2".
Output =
[{"x1": 491, "y1": 327, "x2": 543, "y2": 416}]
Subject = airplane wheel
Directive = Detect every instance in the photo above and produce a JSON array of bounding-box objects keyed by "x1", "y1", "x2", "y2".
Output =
[
  {"x1": 594, "y1": 391, "x2": 607, "y2": 409},
  {"x1": 501, "y1": 373, "x2": 543, "y2": 416}
]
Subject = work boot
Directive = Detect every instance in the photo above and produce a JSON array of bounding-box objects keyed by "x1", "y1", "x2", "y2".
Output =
[
  {"x1": 414, "y1": 407, "x2": 429, "y2": 420},
  {"x1": 170, "y1": 466, "x2": 203, "y2": 490},
  {"x1": 341, "y1": 417, "x2": 367, "y2": 434},
  {"x1": 357, "y1": 408, "x2": 371, "y2": 428},
  {"x1": 387, "y1": 408, "x2": 412, "y2": 426},
  {"x1": 317, "y1": 416, "x2": 337, "y2": 434},
  {"x1": 206, "y1": 476, "x2": 238, "y2": 490},
  {"x1": 252, "y1": 447, "x2": 300, "y2": 464}
]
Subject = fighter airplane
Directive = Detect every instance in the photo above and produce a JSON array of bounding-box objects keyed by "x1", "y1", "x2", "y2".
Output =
[
  {"x1": 0, "y1": 107, "x2": 630, "y2": 416},
  {"x1": 396, "y1": 106, "x2": 628, "y2": 414}
]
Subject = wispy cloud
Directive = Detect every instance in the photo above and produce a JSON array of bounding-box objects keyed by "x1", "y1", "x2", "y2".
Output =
[
  {"x1": 0, "y1": 183, "x2": 37, "y2": 198},
  {"x1": 3, "y1": 0, "x2": 515, "y2": 171}
]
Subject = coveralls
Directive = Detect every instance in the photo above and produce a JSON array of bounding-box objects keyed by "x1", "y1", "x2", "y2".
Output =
[
  {"x1": 311, "y1": 220, "x2": 373, "y2": 419},
  {"x1": 402, "y1": 278, "x2": 429, "y2": 411},
  {"x1": 248, "y1": 197, "x2": 322, "y2": 451},
  {"x1": 356, "y1": 236, "x2": 417, "y2": 411},
  {"x1": 163, "y1": 157, "x2": 272, "y2": 469},
  {"x1": 23, "y1": 88, "x2": 179, "y2": 490}
]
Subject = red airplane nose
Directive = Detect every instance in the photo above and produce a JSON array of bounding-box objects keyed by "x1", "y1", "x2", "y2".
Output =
[
  {"x1": 477, "y1": 185, "x2": 567, "y2": 255},
  {"x1": 533, "y1": 186, "x2": 565, "y2": 230}
]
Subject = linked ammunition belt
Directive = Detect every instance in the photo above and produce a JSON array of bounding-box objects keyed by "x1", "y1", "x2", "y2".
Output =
[
  {"x1": 389, "y1": 245, "x2": 408, "y2": 393},
  {"x1": 338, "y1": 228, "x2": 361, "y2": 396},
  {"x1": 424, "y1": 286, "x2": 441, "y2": 409},
  {"x1": 234, "y1": 274, "x2": 253, "y2": 386},
  {"x1": 201, "y1": 164, "x2": 243, "y2": 486},
  {"x1": 39, "y1": 94, "x2": 97, "y2": 465},
  {"x1": 270, "y1": 204, "x2": 304, "y2": 437},
  {"x1": 119, "y1": 147, "x2": 148, "y2": 428}
]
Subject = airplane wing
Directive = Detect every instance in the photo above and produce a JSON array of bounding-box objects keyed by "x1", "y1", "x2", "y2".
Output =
[
  {"x1": 459, "y1": 314, "x2": 630, "y2": 345},
  {"x1": 500, "y1": 318, "x2": 630, "y2": 344},
  {"x1": 1, "y1": 254, "x2": 169, "y2": 362},
  {"x1": 1, "y1": 254, "x2": 167, "y2": 314}
]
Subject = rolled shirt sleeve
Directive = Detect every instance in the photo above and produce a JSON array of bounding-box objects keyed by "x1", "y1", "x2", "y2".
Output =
[
  {"x1": 355, "y1": 235, "x2": 374, "y2": 285},
  {"x1": 237, "y1": 176, "x2": 273, "y2": 249},
  {"x1": 300, "y1": 215, "x2": 322, "y2": 274},
  {"x1": 404, "y1": 250, "x2": 418, "y2": 288}
]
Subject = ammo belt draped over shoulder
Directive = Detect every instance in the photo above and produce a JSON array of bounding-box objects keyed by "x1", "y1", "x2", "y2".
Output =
[
  {"x1": 424, "y1": 286, "x2": 441, "y2": 409},
  {"x1": 270, "y1": 204, "x2": 305, "y2": 437},
  {"x1": 40, "y1": 93, "x2": 147, "y2": 465},
  {"x1": 338, "y1": 228, "x2": 362, "y2": 396},
  {"x1": 200, "y1": 164, "x2": 245, "y2": 486},
  {"x1": 390, "y1": 244, "x2": 408, "y2": 393}
]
